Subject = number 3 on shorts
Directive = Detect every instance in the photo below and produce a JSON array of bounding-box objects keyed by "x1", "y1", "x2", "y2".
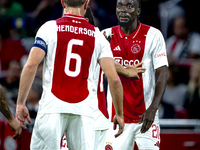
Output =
[{"x1": 65, "y1": 39, "x2": 83, "y2": 77}]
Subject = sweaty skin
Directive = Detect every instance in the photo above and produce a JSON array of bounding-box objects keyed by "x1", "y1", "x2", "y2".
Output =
[
  {"x1": 139, "y1": 66, "x2": 168, "y2": 133},
  {"x1": 116, "y1": 0, "x2": 140, "y2": 35}
]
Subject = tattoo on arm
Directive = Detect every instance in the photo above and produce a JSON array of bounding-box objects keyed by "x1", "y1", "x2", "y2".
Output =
[{"x1": 0, "y1": 86, "x2": 13, "y2": 120}]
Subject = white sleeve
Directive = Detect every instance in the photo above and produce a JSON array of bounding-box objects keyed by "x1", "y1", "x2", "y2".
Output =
[
  {"x1": 151, "y1": 28, "x2": 169, "y2": 69},
  {"x1": 32, "y1": 22, "x2": 50, "y2": 53},
  {"x1": 95, "y1": 28, "x2": 113, "y2": 60},
  {"x1": 33, "y1": 21, "x2": 56, "y2": 53},
  {"x1": 35, "y1": 22, "x2": 51, "y2": 45}
]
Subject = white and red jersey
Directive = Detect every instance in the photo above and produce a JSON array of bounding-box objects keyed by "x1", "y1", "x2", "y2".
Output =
[
  {"x1": 32, "y1": 14, "x2": 113, "y2": 117},
  {"x1": 103, "y1": 22, "x2": 168, "y2": 123},
  {"x1": 93, "y1": 64, "x2": 109, "y2": 130}
]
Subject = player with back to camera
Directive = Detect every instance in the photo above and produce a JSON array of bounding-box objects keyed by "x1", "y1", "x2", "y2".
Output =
[
  {"x1": 60, "y1": 6, "x2": 146, "y2": 150},
  {"x1": 103, "y1": 0, "x2": 168, "y2": 149},
  {"x1": 15, "y1": 0, "x2": 125, "y2": 149},
  {"x1": 0, "y1": 85, "x2": 22, "y2": 139}
]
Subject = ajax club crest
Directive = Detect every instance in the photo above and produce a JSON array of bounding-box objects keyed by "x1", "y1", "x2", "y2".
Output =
[
  {"x1": 131, "y1": 40, "x2": 141, "y2": 54},
  {"x1": 105, "y1": 142, "x2": 113, "y2": 150}
]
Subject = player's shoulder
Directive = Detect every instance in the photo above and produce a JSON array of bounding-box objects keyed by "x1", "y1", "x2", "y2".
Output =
[
  {"x1": 147, "y1": 25, "x2": 163, "y2": 37},
  {"x1": 36, "y1": 20, "x2": 57, "y2": 37},
  {"x1": 39, "y1": 20, "x2": 57, "y2": 30},
  {"x1": 94, "y1": 27, "x2": 102, "y2": 38},
  {"x1": 140, "y1": 23, "x2": 164, "y2": 40},
  {"x1": 95, "y1": 27, "x2": 100, "y2": 32},
  {"x1": 94, "y1": 27, "x2": 110, "y2": 46},
  {"x1": 140, "y1": 22, "x2": 161, "y2": 34},
  {"x1": 43, "y1": 20, "x2": 56, "y2": 26}
]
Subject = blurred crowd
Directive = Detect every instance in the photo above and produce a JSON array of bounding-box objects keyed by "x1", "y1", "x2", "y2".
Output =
[{"x1": 0, "y1": 0, "x2": 200, "y2": 125}]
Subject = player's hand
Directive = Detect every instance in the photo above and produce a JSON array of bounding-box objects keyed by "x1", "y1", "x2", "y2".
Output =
[
  {"x1": 113, "y1": 115, "x2": 124, "y2": 138},
  {"x1": 7, "y1": 116, "x2": 22, "y2": 139},
  {"x1": 16, "y1": 104, "x2": 31, "y2": 129},
  {"x1": 125, "y1": 62, "x2": 146, "y2": 78},
  {"x1": 103, "y1": 31, "x2": 112, "y2": 42},
  {"x1": 139, "y1": 107, "x2": 157, "y2": 133}
]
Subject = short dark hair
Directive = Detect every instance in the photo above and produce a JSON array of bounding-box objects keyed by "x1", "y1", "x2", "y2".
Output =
[
  {"x1": 84, "y1": 7, "x2": 95, "y2": 26},
  {"x1": 63, "y1": 0, "x2": 87, "y2": 7}
]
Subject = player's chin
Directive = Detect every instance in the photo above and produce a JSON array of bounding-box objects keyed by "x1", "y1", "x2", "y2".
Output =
[{"x1": 118, "y1": 21, "x2": 129, "y2": 27}]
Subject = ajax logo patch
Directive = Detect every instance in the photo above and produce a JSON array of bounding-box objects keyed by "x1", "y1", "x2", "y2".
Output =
[
  {"x1": 131, "y1": 44, "x2": 141, "y2": 54},
  {"x1": 105, "y1": 142, "x2": 113, "y2": 150},
  {"x1": 105, "y1": 144, "x2": 113, "y2": 150}
]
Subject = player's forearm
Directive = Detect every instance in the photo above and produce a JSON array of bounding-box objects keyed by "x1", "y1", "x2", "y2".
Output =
[
  {"x1": 0, "y1": 86, "x2": 13, "y2": 121},
  {"x1": 150, "y1": 66, "x2": 168, "y2": 111},
  {"x1": 99, "y1": 57, "x2": 123, "y2": 116},
  {"x1": 17, "y1": 62, "x2": 38, "y2": 105},
  {"x1": 115, "y1": 61, "x2": 129, "y2": 77},
  {"x1": 108, "y1": 77, "x2": 123, "y2": 116}
]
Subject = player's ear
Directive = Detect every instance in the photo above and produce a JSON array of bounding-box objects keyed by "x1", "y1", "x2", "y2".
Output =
[
  {"x1": 84, "y1": 0, "x2": 89, "y2": 10},
  {"x1": 85, "y1": 18, "x2": 89, "y2": 22},
  {"x1": 137, "y1": 8, "x2": 141, "y2": 16},
  {"x1": 61, "y1": 0, "x2": 66, "y2": 8}
]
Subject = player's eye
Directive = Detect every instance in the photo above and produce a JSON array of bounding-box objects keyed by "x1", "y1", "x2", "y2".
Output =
[
  {"x1": 127, "y1": 5, "x2": 132, "y2": 9},
  {"x1": 117, "y1": 4, "x2": 122, "y2": 9}
]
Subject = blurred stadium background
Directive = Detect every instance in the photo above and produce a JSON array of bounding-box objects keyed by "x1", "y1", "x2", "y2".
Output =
[{"x1": 0, "y1": 0, "x2": 200, "y2": 149}]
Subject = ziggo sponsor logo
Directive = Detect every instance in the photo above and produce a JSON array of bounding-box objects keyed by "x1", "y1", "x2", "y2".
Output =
[
  {"x1": 115, "y1": 57, "x2": 140, "y2": 66},
  {"x1": 154, "y1": 52, "x2": 166, "y2": 58}
]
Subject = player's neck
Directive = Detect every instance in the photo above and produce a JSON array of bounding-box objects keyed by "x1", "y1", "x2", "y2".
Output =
[
  {"x1": 64, "y1": 7, "x2": 84, "y2": 17},
  {"x1": 121, "y1": 20, "x2": 139, "y2": 35}
]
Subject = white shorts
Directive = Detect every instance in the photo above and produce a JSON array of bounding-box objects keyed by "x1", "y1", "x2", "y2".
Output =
[
  {"x1": 30, "y1": 113, "x2": 94, "y2": 150},
  {"x1": 60, "y1": 128, "x2": 108, "y2": 150},
  {"x1": 94, "y1": 129, "x2": 108, "y2": 150},
  {"x1": 105, "y1": 120, "x2": 160, "y2": 150}
]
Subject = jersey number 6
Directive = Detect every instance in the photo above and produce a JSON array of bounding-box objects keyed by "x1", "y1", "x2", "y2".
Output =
[{"x1": 65, "y1": 39, "x2": 83, "y2": 77}]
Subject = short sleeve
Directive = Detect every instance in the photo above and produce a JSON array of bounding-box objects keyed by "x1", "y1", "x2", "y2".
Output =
[
  {"x1": 95, "y1": 28, "x2": 113, "y2": 60},
  {"x1": 32, "y1": 22, "x2": 50, "y2": 53},
  {"x1": 151, "y1": 28, "x2": 169, "y2": 69}
]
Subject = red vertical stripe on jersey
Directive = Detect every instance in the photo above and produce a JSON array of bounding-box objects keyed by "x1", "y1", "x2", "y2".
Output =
[
  {"x1": 97, "y1": 69, "x2": 109, "y2": 119},
  {"x1": 110, "y1": 23, "x2": 150, "y2": 123},
  {"x1": 51, "y1": 15, "x2": 95, "y2": 103}
]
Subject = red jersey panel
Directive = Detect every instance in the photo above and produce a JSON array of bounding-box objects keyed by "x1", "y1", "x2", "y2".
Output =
[
  {"x1": 110, "y1": 23, "x2": 150, "y2": 123},
  {"x1": 51, "y1": 14, "x2": 95, "y2": 103},
  {"x1": 97, "y1": 69, "x2": 109, "y2": 119}
]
